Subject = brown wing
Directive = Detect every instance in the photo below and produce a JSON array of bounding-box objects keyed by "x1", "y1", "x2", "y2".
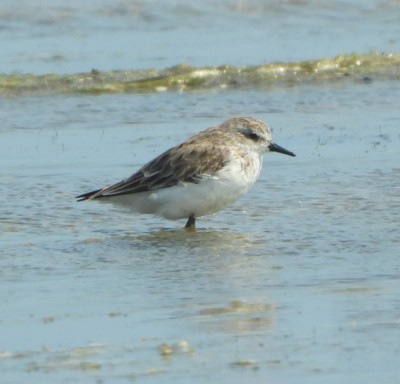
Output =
[{"x1": 76, "y1": 141, "x2": 226, "y2": 201}]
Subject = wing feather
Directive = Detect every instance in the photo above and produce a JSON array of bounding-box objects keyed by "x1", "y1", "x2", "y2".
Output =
[{"x1": 76, "y1": 140, "x2": 227, "y2": 201}]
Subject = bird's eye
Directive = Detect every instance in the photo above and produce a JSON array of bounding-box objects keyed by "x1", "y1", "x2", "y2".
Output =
[
  {"x1": 239, "y1": 128, "x2": 261, "y2": 141},
  {"x1": 248, "y1": 132, "x2": 259, "y2": 141}
]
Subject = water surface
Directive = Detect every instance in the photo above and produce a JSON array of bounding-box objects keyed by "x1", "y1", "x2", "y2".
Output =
[
  {"x1": 1, "y1": 79, "x2": 399, "y2": 383},
  {"x1": 1, "y1": 0, "x2": 400, "y2": 383}
]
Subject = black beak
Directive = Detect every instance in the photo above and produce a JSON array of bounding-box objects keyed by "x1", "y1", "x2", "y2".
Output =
[{"x1": 269, "y1": 142, "x2": 296, "y2": 157}]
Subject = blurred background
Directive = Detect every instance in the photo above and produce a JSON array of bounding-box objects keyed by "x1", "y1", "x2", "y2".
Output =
[{"x1": 1, "y1": 0, "x2": 399, "y2": 74}]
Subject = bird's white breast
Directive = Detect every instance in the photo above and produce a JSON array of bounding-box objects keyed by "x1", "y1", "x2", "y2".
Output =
[{"x1": 104, "y1": 151, "x2": 263, "y2": 220}]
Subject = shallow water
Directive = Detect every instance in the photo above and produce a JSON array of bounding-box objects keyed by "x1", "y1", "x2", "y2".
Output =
[
  {"x1": 1, "y1": 0, "x2": 400, "y2": 383},
  {"x1": 1, "y1": 79, "x2": 400, "y2": 383},
  {"x1": 1, "y1": 0, "x2": 400, "y2": 75}
]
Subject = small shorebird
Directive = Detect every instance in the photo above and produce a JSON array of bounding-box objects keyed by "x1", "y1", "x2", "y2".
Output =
[{"x1": 77, "y1": 117, "x2": 295, "y2": 229}]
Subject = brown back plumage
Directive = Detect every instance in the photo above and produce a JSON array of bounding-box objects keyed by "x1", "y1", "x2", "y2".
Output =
[{"x1": 76, "y1": 134, "x2": 227, "y2": 200}]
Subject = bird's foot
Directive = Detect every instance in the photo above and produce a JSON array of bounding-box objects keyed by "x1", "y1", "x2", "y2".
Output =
[{"x1": 185, "y1": 214, "x2": 196, "y2": 232}]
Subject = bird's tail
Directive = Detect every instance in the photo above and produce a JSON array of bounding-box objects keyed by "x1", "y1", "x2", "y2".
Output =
[{"x1": 76, "y1": 189, "x2": 102, "y2": 201}]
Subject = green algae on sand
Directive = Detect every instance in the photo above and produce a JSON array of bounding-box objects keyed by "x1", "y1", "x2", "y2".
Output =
[{"x1": 1, "y1": 53, "x2": 399, "y2": 96}]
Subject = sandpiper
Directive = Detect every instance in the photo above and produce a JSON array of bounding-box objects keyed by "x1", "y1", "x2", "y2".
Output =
[{"x1": 77, "y1": 117, "x2": 295, "y2": 229}]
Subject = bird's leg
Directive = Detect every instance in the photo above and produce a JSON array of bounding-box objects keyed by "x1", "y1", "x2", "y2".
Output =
[{"x1": 185, "y1": 214, "x2": 196, "y2": 231}]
